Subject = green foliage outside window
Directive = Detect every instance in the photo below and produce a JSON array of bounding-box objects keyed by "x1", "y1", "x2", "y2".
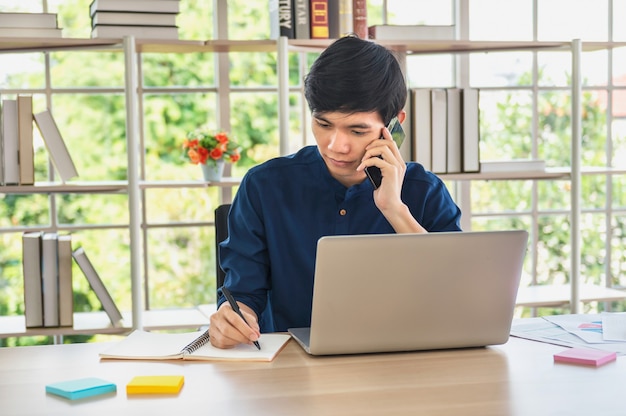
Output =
[{"x1": 1, "y1": 0, "x2": 625, "y2": 346}]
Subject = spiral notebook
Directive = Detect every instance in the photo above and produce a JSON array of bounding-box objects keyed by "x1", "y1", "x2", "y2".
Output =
[{"x1": 99, "y1": 329, "x2": 291, "y2": 362}]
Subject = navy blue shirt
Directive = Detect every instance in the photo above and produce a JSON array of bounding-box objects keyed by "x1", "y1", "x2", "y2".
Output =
[{"x1": 218, "y1": 146, "x2": 461, "y2": 332}]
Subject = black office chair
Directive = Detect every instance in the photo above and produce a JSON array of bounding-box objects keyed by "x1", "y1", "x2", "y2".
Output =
[{"x1": 214, "y1": 204, "x2": 231, "y2": 301}]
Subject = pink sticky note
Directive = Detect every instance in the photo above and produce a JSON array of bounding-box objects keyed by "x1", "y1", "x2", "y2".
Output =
[{"x1": 554, "y1": 348, "x2": 617, "y2": 367}]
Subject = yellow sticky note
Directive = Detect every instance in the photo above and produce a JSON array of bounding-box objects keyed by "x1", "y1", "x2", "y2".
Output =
[{"x1": 126, "y1": 375, "x2": 184, "y2": 395}]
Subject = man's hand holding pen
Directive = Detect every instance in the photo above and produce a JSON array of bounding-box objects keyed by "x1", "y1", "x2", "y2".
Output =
[{"x1": 209, "y1": 287, "x2": 261, "y2": 350}]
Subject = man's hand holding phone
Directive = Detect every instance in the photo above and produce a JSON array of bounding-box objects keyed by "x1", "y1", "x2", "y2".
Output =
[{"x1": 362, "y1": 117, "x2": 406, "y2": 190}]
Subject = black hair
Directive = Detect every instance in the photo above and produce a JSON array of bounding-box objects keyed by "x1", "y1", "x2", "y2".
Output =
[{"x1": 304, "y1": 35, "x2": 407, "y2": 125}]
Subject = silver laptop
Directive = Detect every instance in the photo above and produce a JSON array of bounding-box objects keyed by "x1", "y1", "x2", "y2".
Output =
[{"x1": 288, "y1": 230, "x2": 528, "y2": 355}]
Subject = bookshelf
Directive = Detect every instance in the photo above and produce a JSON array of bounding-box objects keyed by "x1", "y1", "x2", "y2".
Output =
[{"x1": 1, "y1": 5, "x2": 625, "y2": 339}]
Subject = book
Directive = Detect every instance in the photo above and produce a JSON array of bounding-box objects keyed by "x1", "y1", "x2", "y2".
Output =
[
  {"x1": 0, "y1": 27, "x2": 62, "y2": 38},
  {"x1": 91, "y1": 25, "x2": 179, "y2": 40},
  {"x1": 91, "y1": 11, "x2": 178, "y2": 27},
  {"x1": 368, "y1": 24, "x2": 456, "y2": 40},
  {"x1": 412, "y1": 88, "x2": 432, "y2": 171},
  {"x1": 89, "y1": 0, "x2": 181, "y2": 16},
  {"x1": 46, "y1": 377, "x2": 116, "y2": 400},
  {"x1": 2, "y1": 99, "x2": 19, "y2": 185},
  {"x1": 327, "y1": 0, "x2": 339, "y2": 38},
  {"x1": 22, "y1": 231, "x2": 44, "y2": 328},
  {"x1": 42, "y1": 232, "x2": 59, "y2": 327},
  {"x1": 57, "y1": 234, "x2": 73, "y2": 327},
  {"x1": 293, "y1": 0, "x2": 310, "y2": 39},
  {"x1": 352, "y1": 0, "x2": 368, "y2": 40},
  {"x1": 480, "y1": 159, "x2": 546, "y2": 173},
  {"x1": 33, "y1": 110, "x2": 79, "y2": 182},
  {"x1": 446, "y1": 88, "x2": 462, "y2": 174},
  {"x1": 0, "y1": 12, "x2": 58, "y2": 28},
  {"x1": 126, "y1": 375, "x2": 184, "y2": 395},
  {"x1": 430, "y1": 88, "x2": 448, "y2": 174},
  {"x1": 310, "y1": 0, "x2": 329, "y2": 39},
  {"x1": 99, "y1": 329, "x2": 292, "y2": 362},
  {"x1": 554, "y1": 348, "x2": 617, "y2": 367},
  {"x1": 462, "y1": 88, "x2": 480, "y2": 173},
  {"x1": 337, "y1": 0, "x2": 353, "y2": 37},
  {"x1": 270, "y1": 0, "x2": 295, "y2": 39},
  {"x1": 18, "y1": 95, "x2": 34, "y2": 185},
  {"x1": 72, "y1": 247, "x2": 123, "y2": 327}
]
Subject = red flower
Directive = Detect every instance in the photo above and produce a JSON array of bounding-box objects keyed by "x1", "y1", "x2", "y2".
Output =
[{"x1": 183, "y1": 128, "x2": 242, "y2": 166}]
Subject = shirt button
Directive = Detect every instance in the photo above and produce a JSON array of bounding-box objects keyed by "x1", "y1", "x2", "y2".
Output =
[{"x1": 339, "y1": 209, "x2": 347, "y2": 216}]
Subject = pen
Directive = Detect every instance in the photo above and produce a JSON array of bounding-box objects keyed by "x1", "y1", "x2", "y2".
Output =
[{"x1": 222, "y1": 286, "x2": 261, "y2": 350}]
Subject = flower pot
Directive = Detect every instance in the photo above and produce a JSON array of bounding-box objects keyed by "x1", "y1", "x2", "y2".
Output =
[{"x1": 201, "y1": 160, "x2": 225, "y2": 182}]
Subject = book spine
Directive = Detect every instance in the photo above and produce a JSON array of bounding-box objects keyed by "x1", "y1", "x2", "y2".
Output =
[
  {"x1": 18, "y1": 95, "x2": 34, "y2": 185},
  {"x1": 368, "y1": 25, "x2": 455, "y2": 41},
  {"x1": 462, "y1": 88, "x2": 480, "y2": 173},
  {"x1": 352, "y1": 0, "x2": 367, "y2": 39},
  {"x1": 42, "y1": 232, "x2": 59, "y2": 327},
  {"x1": 72, "y1": 247, "x2": 123, "y2": 326},
  {"x1": 90, "y1": 0, "x2": 180, "y2": 16},
  {"x1": 0, "y1": 12, "x2": 59, "y2": 29},
  {"x1": 33, "y1": 110, "x2": 79, "y2": 182},
  {"x1": 57, "y1": 234, "x2": 74, "y2": 327},
  {"x1": 479, "y1": 160, "x2": 546, "y2": 172},
  {"x1": 294, "y1": 0, "x2": 310, "y2": 39},
  {"x1": 310, "y1": 0, "x2": 329, "y2": 39},
  {"x1": 446, "y1": 88, "x2": 462, "y2": 174},
  {"x1": 338, "y1": 0, "x2": 352, "y2": 37},
  {"x1": 91, "y1": 25, "x2": 179, "y2": 40},
  {"x1": 2, "y1": 99, "x2": 19, "y2": 185},
  {"x1": 412, "y1": 89, "x2": 432, "y2": 171},
  {"x1": 327, "y1": 0, "x2": 339, "y2": 38},
  {"x1": 270, "y1": 0, "x2": 295, "y2": 39},
  {"x1": 91, "y1": 11, "x2": 178, "y2": 27},
  {"x1": 430, "y1": 88, "x2": 448, "y2": 174},
  {"x1": 22, "y1": 232, "x2": 44, "y2": 328}
]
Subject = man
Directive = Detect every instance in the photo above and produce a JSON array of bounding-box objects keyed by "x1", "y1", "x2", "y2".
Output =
[{"x1": 209, "y1": 35, "x2": 461, "y2": 348}]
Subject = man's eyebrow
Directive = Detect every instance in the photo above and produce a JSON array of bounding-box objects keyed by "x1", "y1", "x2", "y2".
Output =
[
  {"x1": 312, "y1": 114, "x2": 373, "y2": 129},
  {"x1": 312, "y1": 113, "x2": 330, "y2": 123}
]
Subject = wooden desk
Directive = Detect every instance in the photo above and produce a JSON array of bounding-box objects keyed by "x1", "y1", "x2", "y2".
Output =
[{"x1": 0, "y1": 336, "x2": 624, "y2": 415}]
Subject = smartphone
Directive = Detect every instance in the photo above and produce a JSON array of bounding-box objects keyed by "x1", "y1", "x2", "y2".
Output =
[{"x1": 364, "y1": 117, "x2": 406, "y2": 189}]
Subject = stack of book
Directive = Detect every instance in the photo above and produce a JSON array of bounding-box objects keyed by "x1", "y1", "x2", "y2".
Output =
[
  {"x1": 0, "y1": 12, "x2": 63, "y2": 38},
  {"x1": 89, "y1": 0, "x2": 180, "y2": 40},
  {"x1": 21, "y1": 233, "x2": 123, "y2": 328},
  {"x1": 1, "y1": 95, "x2": 34, "y2": 186},
  {"x1": 22, "y1": 232, "x2": 74, "y2": 328},
  {"x1": 1, "y1": 97, "x2": 79, "y2": 186},
  {"x1": 411, "y1": 88, "x2": 480, "y2": 174}
]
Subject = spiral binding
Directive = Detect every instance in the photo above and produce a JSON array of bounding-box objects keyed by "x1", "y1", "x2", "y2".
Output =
[{"x1": 181, "y1": 329, "x2": 211, "y2": 354}]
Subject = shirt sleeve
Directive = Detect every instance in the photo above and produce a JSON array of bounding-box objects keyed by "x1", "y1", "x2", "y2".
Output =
[
  {"x1": 217, "y1": 172, "x2": 271, "y2": 319},
  {"x1": 403, "y1": 168, "x2": 462, "y2": 232}
]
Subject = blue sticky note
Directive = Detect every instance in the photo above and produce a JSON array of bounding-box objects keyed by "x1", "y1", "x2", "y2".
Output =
[{"x1": 45, "y1": 377, "x2": 117, "y2": 400}]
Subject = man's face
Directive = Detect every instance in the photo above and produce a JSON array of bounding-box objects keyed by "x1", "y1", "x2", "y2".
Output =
[{"x1": 312, "y1": 111, "x2": 384, "y2": 187}]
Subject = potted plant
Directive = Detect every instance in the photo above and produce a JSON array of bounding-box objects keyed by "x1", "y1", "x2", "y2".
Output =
[{"x1": 182, "y1": 128, "x2": 241, "y2": 181}]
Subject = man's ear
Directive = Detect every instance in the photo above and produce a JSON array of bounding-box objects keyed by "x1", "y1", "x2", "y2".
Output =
[{"x1": 397, "y1": 110, "x2": 407, "y2": 124}]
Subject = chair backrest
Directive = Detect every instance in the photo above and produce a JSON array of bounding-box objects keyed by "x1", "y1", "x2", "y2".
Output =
[{"x1": 214, "y1": 204, "x2": 231, "y2": 300}]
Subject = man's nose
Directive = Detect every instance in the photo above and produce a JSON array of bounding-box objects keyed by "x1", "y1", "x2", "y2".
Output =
[{"x1": 328, "y1": 130, "x2": 350, "y2": 153}]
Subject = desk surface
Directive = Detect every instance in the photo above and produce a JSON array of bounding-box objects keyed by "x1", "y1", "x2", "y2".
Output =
[{"x1": 1, "y1": 336, "x2": 625, "y2": 416}]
